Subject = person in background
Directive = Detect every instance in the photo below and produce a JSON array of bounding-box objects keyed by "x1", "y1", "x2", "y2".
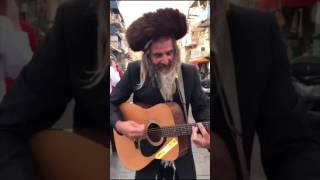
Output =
[
  {"x1": 0, "y1": 0, "x2": 33, "y2": 100},
  {"x1": 110, "y1": 55, "x2": 120, "y2": 94},
  {"x1": 20, "y1": 19, "x2": 39, "y2": 52}
]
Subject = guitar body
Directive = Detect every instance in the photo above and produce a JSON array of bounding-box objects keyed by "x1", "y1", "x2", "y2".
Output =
[{"x1": 113, "y1": 102, "x2": 186, "y2": 171}]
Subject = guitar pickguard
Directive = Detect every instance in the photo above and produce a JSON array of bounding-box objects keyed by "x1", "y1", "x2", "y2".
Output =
[{"x1": 139, "y1": 138, "x2": 166, "y2": 157}]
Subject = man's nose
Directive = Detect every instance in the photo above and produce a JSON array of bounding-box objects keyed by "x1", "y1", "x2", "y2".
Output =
[{"x1": 160, "y1": 56, "x2": 171, "y2": 65}]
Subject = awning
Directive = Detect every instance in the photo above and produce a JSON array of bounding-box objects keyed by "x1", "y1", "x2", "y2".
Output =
[
  {"x1": 189, "y1": 58, "x2": 210, "y2": 64},
  {"x1": 111, "y1": 1, "x2": 120, "y2": 14},
  {"x1": 111, "y1": 1, "x2": 118, "y2": 10}
]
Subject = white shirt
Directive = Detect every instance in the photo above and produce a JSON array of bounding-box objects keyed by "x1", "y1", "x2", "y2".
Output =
[
  {"x1": 110, "y1": 66, "x2": 120, "y2": 94},
  {"x1": 0, "y1": 16, "x2": 33, "y2": 102}
]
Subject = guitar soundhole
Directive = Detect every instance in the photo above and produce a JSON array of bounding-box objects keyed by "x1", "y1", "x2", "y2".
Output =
[
  {"x1": 147, "y1": 123, "x2": 161, "y2": 143},
  {"x1": 140, "y1": 122, "x2": 165, "y2": 157}
]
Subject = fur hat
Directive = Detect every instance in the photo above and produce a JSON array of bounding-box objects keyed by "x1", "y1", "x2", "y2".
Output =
[{"x1": 126, "y1": 8, "x2": 187, "y2": 52}]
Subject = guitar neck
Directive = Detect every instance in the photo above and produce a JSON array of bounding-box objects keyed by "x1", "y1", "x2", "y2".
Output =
[{"x1": 159, "y1": 122, "x2": 210, "y2": 137}]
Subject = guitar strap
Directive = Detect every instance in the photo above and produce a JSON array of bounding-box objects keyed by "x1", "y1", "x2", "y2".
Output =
[{"x1": 176, "y1": 68, "x2": 188, "y2": 123}]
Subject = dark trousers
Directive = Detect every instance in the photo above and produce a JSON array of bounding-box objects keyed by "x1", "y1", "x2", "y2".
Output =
[{"x1": 135, "y1": 150, "x2": 196, "y2": 180}]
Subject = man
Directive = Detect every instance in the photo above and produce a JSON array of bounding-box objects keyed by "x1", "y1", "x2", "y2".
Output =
[
  {"x1": 0, "y1": 0, "x2": 107, "y2": 179},
  {"x1": 0, "y1": 0, "x2": 33, "y2": 101},
  {"x1": 110, "y1": 55, "x2": 120, "y2": 94},
  {"x1": 110, "y1": 8, "x2": 210, "y2": 179},
  {"x1": 211, "y1": 0, "x2": 320, "y2": 180}
]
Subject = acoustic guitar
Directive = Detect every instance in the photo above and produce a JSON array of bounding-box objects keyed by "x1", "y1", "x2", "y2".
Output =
[{"x1": 113, "y1": 102, "x2": 210, "y2": 171}]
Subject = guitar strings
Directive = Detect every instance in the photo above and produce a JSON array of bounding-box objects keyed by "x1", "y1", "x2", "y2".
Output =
[
  {"x1": 146, "y1": 122, "x2": 210, "y2": 133},
  {"x1": 146, "y1": 122, "x2": 209, "y2": 131},
  {"x1": 145, "y1": 122, "x2": 210, "y2": 137}
]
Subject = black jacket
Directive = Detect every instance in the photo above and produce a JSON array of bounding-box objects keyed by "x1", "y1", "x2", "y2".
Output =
[
  {"x1": 110, "y1": 61, "x2": 210, "y2": 127},
  {"x1": 214, "y1": 5, "x2": 320, "y2": 180},
  {"x1": 0, "y1": 1, "x2": 106, "y2": 179},
  {"x1": 110, "y1": 61, "x2": 210, "y2": 178}
]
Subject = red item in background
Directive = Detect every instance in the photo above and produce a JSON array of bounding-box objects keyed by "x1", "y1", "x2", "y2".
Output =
[
  {"x1": 282, "y1": 0, "x2": 318, "y2": 7},
  {"x1": 0, "y1": 1, "x2": 6, "y2": 15},
  {"x1": 5, "y1": 76, "x2": 14, "y2": 91},
  {"x1": 20, "y1": 20, "x2": 39, "y2": 52},
  {"x1": 256, "y1": 0, "x2": 281, "y2": 11},
  {"x1": 3, "y1": 20, "x2": 38, "y2": 91},
  {"x1": 116, "y1": 65, "x2": 124, "y2": 78}
]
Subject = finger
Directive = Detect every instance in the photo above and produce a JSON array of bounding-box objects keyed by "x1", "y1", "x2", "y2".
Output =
[
  {"x1": 193, "y1": 138, "x2": 204, "y2": 148},
  {"x1": 192, "y1": 127, "x2": 210, "y2": 148},
  {"x1": 133, "y1": 125, "x2": 145, "y2": 134},
  {"x1": 191, "y1": 127, "x2": 197, "y2": 142},
  {"x1": 191, "y1": 127, "x2": 204, "y2": 146},
  {"x1": 122, "y1": 126, "x2": 140, "y2": 138},
  {"x1": 197, "y1": 123, "x2": 210, "y2": 139},
  {"x1": 196, "y1": 138, "x2": 210, "y2": 148},
  {"x1": 128, "y1": 131, "x2": 143, "y2": 139},
  {"x1": 139, "y1": 124, "x2": 146, "y2": 135},
  {"x1": 191, "y1": 126, "x2": 198, "y2": 141},
  {"x1": 127, "y1": 120, "x2": 135, "y2": 124},
  {"x1": 129, "y1": 121, "x2": 140, "y2": 126},
  {"x1": 130, "y1": 123, "x2": 144, "y2": 130},
  {"x1": 130, "y1": 129, "x2": 144, "y2": 137},
  {"x1": 133, "y1": 123, "x2": 146, "y2": 133},
  {"x1": 139, "y1": 124, "x2": 145, "y2": 131}
]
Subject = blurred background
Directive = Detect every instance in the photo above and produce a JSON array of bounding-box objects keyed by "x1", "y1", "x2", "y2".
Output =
[{"x1": 229, "y1": 0, "x2": 320, "y2": 179}]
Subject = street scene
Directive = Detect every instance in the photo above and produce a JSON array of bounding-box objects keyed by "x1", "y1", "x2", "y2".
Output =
[{"x1": 110, "y1": 0, "x2": 211, "y2": 179}]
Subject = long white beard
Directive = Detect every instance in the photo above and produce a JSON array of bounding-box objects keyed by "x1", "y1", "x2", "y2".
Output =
[{"x1": 158, "y1": 70, "x2": 177, "y2": 102}]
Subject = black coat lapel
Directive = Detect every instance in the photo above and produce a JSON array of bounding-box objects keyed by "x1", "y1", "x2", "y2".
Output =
[{"x1": 212, "y1": 1, "x2": 249, "y2": 179}]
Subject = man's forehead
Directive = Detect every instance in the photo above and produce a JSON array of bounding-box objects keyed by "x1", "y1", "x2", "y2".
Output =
[{"x1": 150, "y1": 38, "x2": 174, "y2": 52}]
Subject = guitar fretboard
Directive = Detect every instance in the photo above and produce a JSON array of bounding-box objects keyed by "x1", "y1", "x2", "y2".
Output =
[{"x1": 148, "y1": 122, "x2": 210, "y2": 137}]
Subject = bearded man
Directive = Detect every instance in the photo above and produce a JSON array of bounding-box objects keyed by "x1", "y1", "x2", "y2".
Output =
[{"x1": 110, "y1": 8, "x2": 210, "y2": 179}]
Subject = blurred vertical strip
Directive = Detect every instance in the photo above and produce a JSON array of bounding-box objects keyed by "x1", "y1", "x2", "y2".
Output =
[{"x1": 84, "y1": 0, "x2": 108, "y2": 88}]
